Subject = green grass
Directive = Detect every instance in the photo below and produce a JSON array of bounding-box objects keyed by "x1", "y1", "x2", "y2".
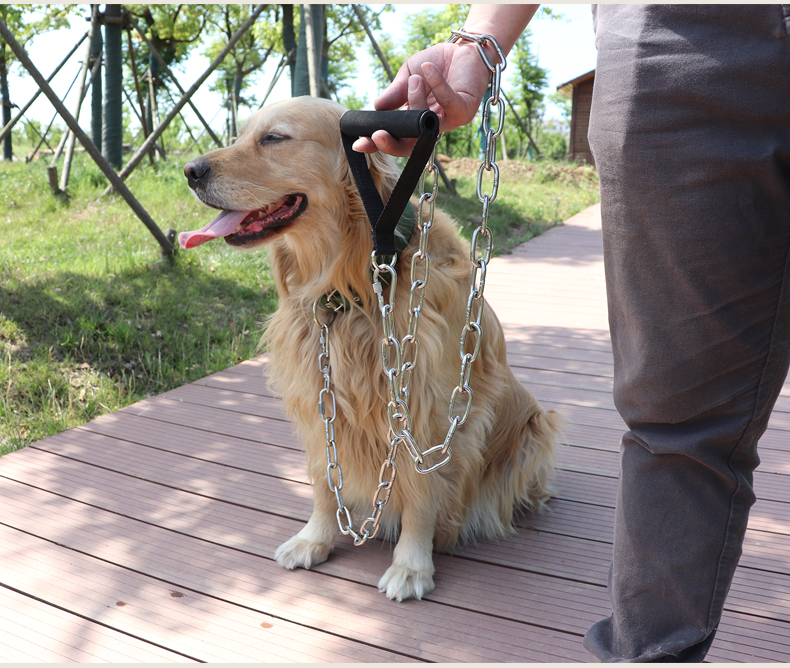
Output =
[
  {"x1": 438, "y1": 158, "x2": 600, "y2": 251},
  {"x1": 1, "y1": 151, "x2": 598, "y2": 456},
  {"x1": 1, "y1": 154, "x2": 277, "y2": 454}
]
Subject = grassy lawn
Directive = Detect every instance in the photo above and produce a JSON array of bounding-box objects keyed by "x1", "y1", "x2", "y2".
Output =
[{"x1": 0, "y1": 151, "x2": 598, "y2": 455}]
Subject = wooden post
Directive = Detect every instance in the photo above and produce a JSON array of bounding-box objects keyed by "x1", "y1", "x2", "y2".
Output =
[
  {"x1": 46, "y1": 165, "x2": 59, "y2": 194},
  {"x1": 257, "y1": 55, "x2": 286, "y2": 110},
  {"x1": 351, "y1": 5, "x2": 395, "y2": 83},
  {"x1": 131, "y1": 18, "x2": 222, "y2": 148},
  {"x1": 502, "y1": 90, "x2": 541, "y2": 157},
  {"x1": 0, "y1": 31, "x2": 88, "y2": 145},
  {"x1": 162, "y1": 87, "x2": 200, "y2": 149},
  {"x1": 60, "y1": 7, "x2": 101, "y2": 192},
  {"x1": 125, "y1": 24, "x2": 154, "y2": 166},
  {"x1": 101, "y1": 2, "x2": 124, "y2": 169},
  {"x1": 50, "y1": 55, "x2": 102, "y2": 166},
  {"x1": 146, "y1": 68, "x2": 162, "y2": 158},
  {"x1": 303, "y1": 4, "x2": 322, "y2": 98},
  {"x1": 27, "y1": 68, "x2": 81, "y2": 162}
]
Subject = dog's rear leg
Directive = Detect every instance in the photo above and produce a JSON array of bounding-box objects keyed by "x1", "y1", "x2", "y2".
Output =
[
  {"x1": 275, "y1": 482, "x2": 338, "y2": 570},
  {"x1": 378, "y1": 503, "x2": 437, "y2": 602}
]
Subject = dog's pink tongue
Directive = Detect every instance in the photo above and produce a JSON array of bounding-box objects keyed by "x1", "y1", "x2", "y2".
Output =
[{"x1": 178, "y1": 210, "x2": 252, "y2": 249}]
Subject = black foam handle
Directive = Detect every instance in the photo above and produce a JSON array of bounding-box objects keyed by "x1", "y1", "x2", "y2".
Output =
[
  {"x1": 340, "y1": 109, "x2": 439, "y2": 140},
  {"x1": 340, "y1": 108, "x2": 440, "y2": 257}
]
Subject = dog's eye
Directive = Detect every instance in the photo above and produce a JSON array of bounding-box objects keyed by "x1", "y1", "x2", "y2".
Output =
[{"x1": 260, "y1": 133, "x2": 290, "y2": 145}]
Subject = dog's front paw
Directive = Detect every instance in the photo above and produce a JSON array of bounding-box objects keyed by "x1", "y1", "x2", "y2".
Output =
[
  {"x1": 378, "y1": 564, "x2": 435, "y2": 602},
  {"x1": 275, "y1": 535, "x2": 332, "y2": 570}
]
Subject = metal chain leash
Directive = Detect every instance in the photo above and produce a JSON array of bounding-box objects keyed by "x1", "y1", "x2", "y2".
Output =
[
  {"x1": 370, "y1": 29, "x2": 507, "y2": 474},
  {"x1": 313, "y1": 296, "x2": 400, "y2": 546},
  {"x1": 312, "y1": 31, "x2": 506, "y2": 545}
]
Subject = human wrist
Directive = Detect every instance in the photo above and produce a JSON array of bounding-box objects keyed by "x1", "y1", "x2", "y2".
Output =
[{"x1": 460, "y1": 4, "x2": 539, "y2": 56}]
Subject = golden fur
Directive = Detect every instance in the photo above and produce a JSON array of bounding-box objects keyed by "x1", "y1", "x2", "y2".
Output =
[{"x1": 184, "y1": 97, "x2": 562, "y2": 601}]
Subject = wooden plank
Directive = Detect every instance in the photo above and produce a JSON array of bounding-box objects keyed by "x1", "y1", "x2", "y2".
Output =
[
  {"x1": 30, "y1": 416, "x2": 790, "y2": 578},
  {"x1": 115, "y1": 395, "x2": 299, "y2": 448},
  {"x1": 512, "y1": 365, "x2": 615, "y2": 394},
  {"x1": 0, "y1": 524, "x2": 402, "y2": 663},
  {"x1": 0, "y1": 448, "x2": 613, "y2": 593},
  {"x1": 160, "y1": 384, "x2": 290, "y2": 421},
  {"x1": 193, "y1": 362, "x2": 617, "y2": 407},
  {"x1": 0, "y1": 481, "x2": 589, "y2": 662},
  {"x1": 29, "y1": 430, "x2": 315, "y2": 519},
  {"x1": 507, "y1": 351, "x2": 614, "y2": 378},
  {"x1": 0, "y1": 444, "x2": 613, "y2": 638},
  {"x1": 79, "y1": 411, "x2": 309, "y2": 482},
  {"x1": 710, "y1": 610, "x2": 790, "y2": 662},
  {"x1": 0, "y1": 585, "x2": 192, "y2": 662},
  {"x1": 498, "y1": 324, "x2": 613, "y2": 350}
]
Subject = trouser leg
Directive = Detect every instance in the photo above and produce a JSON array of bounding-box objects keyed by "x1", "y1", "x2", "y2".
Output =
[{"x1": 582, "y1": 5, "x2": 790, "y2": 662}]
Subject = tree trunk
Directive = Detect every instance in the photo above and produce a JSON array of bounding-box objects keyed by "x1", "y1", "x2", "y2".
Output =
[
  {"x1": 292, "y1": 6, "x2": 310, "y2": 96},
  {"x1": 145, "y1": 55, "x2": 159, "y2": 144},
  {"x1": 1, "y1": 49, "x2": 11, "y2": 161},
  {"x1": 90, "y1": 4, "x2": 103, "y2": 153},
  {"x1": 232, "y1": 67, "x2": 243, "y2": 139},
  {"x1": 303, "y1": 4, "x2": 322, "y2": 98},
  {"x1": 282, "y1": 4, "x2": 297, "y2": 95},
  {"x1": 102, "y1": 3, "x2": 123, "y2": 169},
  {"x1": 352, "y1": 5, "x2": 394, "y2": 82}
]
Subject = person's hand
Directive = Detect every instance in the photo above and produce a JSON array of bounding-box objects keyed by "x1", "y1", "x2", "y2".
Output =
[
  {"x1": 352, "y1": 40, "x2": 491, "y2": 157},
  {"x1": 351, "y1": 5, "x2": 539, "y2": 157}
]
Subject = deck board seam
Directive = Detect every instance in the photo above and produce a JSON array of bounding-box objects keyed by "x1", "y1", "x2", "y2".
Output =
[
  {"x1": 0, "y1": 581, "x2": 204, "y2": 662},
  {"x1": 0, "y1": 518, "x2": 431, "y2": 663},
  {"x1": 0, "y1": 468, "x2": 613, "y2": 590},
  {"x1": 105, "y1": 411, "x2": 304, "y2": 452},
  {"x1": 72, "y1": 425, "x2": 304, "y2": 479},
  {"x1": 20, "y1": 447, "x2": 313, "y2": 517}
]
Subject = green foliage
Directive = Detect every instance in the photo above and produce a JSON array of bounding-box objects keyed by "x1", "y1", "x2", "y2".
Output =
[
  {"x1": 402, "y1": 4, "x2": 468, "y2": 52},
  {"x1": 1, "y1": 4, "x2": 74, "y2": 51},
  {"x1": 369, "y1": 4, "x2": 467, "y2": 89},
  {"x1": 323, "y1": 5, "x2": 387, "y2": 98},
  {"x1": 127, "y1": 4, "x2": 208, "y2": 65},
  {"x1": 1, "y1": 4, "x2": 77, "y2": 160},
  {"x1": 368, "y1": 35, "x2": 403, "y2": 89},
  {"x1": 538, "y1": 131, "x2": 568, "y2": 161},
  {"x1": 203, "y1": 4, "x2": 282, "y2": 107},
  {"x1": 338, "y1": 91, "x2": 368, "y2": 111},
  {"x1": 505, "y1": 30, "x2": 549, "y2": 158},
  {"x1": 549, "y1": 91, "x2": 573, "y2": 122}
]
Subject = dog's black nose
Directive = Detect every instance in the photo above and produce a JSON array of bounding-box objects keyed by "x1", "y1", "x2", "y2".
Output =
[{"x1": 184, "y1": 159, "x2": 211, "y2": 190}]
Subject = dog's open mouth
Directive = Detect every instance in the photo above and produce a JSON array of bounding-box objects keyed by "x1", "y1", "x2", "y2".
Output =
[{"x1": 178, "y1": 193, "x2": 307, "y2": 249}]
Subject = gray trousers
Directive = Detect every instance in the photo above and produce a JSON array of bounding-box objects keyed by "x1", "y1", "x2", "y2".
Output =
[{"x1": 583, "y1": 5, "x2": 790, "y2": 662}]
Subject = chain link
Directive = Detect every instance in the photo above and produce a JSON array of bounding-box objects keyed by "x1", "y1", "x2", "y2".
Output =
[
  {"x1": 313, "y1": 296, "x2": 401, "y2": 546},
  {"x1": 368, "y1": 31, "x2": 506, "y2": 475},
  {"x1": 312, "y1": 32, "x2": 506, "y2": 545}
]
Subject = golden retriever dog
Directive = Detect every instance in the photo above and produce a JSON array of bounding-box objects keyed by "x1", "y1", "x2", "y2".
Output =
[{"x1": 179, "y1": 96, "x2": 561, "y2": 602}]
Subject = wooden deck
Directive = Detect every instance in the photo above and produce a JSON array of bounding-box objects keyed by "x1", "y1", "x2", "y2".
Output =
[{"x1": 2, "y1": 203, "x2": 790, "y2": 662}]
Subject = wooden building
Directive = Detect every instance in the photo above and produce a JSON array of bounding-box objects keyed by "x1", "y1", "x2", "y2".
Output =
[{"x1": 557, "y1": 69, "x2": 595, "y2": 166}]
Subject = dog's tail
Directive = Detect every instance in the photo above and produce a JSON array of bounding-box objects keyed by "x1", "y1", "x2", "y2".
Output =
[{"x1": 461, "y1": 386, "x2": 564, "y2": 544}]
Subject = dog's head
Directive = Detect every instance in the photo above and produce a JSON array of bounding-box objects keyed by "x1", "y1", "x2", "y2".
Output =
[{"x1": 179, "y1": 97, "x2": 399, "y2": 259}]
